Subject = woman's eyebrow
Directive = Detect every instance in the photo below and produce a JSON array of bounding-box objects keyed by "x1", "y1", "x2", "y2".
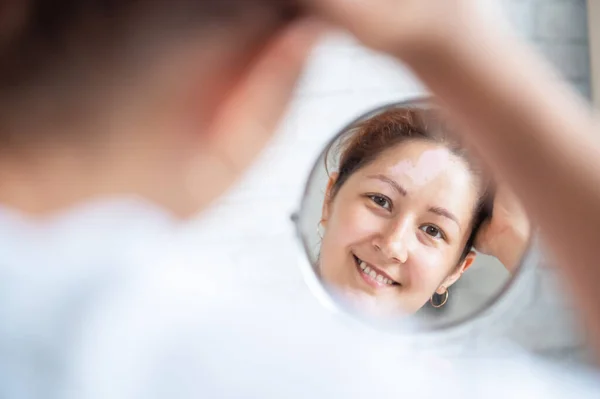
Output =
[
  {"x1": 428, "y1": 206, "x2": 460, "y2": 230},
  {"x1": 367, "y1": 174, "x2": 407, "y2": 196},
  {"x1": 367, "y1": 174, "x2": 461, "y2": 229}
]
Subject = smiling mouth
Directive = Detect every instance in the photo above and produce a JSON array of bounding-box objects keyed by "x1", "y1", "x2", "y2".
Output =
[{"x1": 353, "y1": 255, "x2": 400, "y2": 287}]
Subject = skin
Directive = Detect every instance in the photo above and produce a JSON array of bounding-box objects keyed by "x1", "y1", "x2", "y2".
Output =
[
  {"x1": 319, "y1": 140, "x2": 479, "y2": 316},
  {"x1": 308, "y1": 0, "x2": 600, "y2": 360},
  {"x1": 475, "y1": 183, "x2": 531, "y2": 273}
]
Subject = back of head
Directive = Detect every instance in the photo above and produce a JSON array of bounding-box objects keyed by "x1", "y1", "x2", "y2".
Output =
[
  {"x1": 0, "y1": 0, "x2": 299, "y2": 141},
  {"x1": 0, "y1": 0, "x2": 310, "y2": 216}
]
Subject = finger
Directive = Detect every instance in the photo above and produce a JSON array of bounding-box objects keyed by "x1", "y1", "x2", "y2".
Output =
[
  {"x1": 210, "y1": 17, "x2": 327, "y2": 174},
  {"x1": 302, "y1": 0, "x2": 381, "y2": 41}
]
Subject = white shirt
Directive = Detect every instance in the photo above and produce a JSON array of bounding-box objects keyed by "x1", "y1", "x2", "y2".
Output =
[{"x1": 0, "y1": 199, "x2": 599, "y2": 399}]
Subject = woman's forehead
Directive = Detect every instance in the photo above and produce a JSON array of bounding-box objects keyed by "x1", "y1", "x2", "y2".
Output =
[
  {"x1": 361, "y1": 141, "x2": 471, "y2": 183},
  {"x1": 348, "y1": 141, "x2": 480, "y2": 218}
]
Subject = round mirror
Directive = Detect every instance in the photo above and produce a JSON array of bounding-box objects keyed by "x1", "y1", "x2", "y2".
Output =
[{"x1": 293, "y1": 98, "x2": 535, "y2": 333}]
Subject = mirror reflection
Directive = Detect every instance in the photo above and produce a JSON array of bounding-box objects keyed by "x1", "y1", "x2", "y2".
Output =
[{"x1": 296, "y1": 101, "x2": 532, "y2": 326}]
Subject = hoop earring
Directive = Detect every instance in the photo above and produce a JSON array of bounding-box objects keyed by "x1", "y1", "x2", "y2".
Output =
[
  {"x1": 430, "y1": 288, "x2": 449, "y2": 308},
  {"x1": 317, "y1": 220, "x2": 325, "y2": 240}
]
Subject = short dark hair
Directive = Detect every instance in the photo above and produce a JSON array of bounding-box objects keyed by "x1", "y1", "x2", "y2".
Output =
[
  {"x1": 0, "y1": 0, "x2": 301, "y2": 141},
  {"x1": 0, "y1": 1, "x2": 300, "y2": 87}
]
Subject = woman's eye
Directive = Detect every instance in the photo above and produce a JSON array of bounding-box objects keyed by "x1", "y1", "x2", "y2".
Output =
[
  {"x1": 368, "y1": 194, "x2": 391, "y2": 210},
  {"x1": 420, "y1": 225, "x2": 445, "y2": 239}
]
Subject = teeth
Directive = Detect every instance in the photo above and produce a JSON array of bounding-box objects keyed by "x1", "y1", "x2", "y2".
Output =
[{"x1": 356, "y1": 257, "x2": 395, "y2": 286}]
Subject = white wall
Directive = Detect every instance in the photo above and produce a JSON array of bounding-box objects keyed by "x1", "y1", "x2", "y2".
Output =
[
  {"x1": 588, "y1": 0, "x2": 600, "y2": 103},
  {"x1": 189, "y1": 0, "x2": 592, "y2": 366}
]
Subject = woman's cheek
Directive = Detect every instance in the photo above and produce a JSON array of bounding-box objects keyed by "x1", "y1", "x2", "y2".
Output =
[
  {"x1": 409, "y1": 249, "x2": 446, "y2": 290},
  {"x1": 336, "y1": 201, "x2": 380, "y2": 237}
]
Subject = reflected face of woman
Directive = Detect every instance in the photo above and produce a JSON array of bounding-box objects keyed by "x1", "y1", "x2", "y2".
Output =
[{"x1": 319, "y1": 140, "x2": 479, "y2": 316}]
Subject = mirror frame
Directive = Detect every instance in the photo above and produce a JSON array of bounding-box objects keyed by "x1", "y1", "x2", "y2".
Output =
[{"x1": 290, "y1": 97, "x2": 538, "y2": 338}]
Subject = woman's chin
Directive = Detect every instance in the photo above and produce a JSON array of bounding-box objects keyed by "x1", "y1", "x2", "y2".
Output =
[
  {"x1": 334, "y1": 287, "x2": 411, "y2": 319},
  {"x1": 321, "y1": 271, "x2": 413, "y2": 318}
]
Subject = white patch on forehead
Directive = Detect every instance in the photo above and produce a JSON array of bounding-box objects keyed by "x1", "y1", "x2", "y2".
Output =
[{"x1": 388, "y1": 148, "x2": 454, "y2": 186}]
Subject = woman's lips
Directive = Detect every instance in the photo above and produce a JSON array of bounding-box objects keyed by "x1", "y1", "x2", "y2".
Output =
[{"x1": 353, "y1": 255, "x2": 400, "y2": 289}]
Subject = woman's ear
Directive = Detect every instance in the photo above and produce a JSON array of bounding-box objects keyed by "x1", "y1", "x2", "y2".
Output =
[
  {"x1": 438, "y1": 250, "x2": 476, "y2": 292},
  {"x1": 321, "y1": 172, "x2": 339, "y2": 226}
]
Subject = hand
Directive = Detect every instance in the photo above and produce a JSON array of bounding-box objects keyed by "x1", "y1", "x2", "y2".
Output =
[
  {"x1": 305, "y1": 0, "x2": 509, "y2": 63},
  {"x1": 474, "y1": 183, "x2": 531, "y2": 272}
]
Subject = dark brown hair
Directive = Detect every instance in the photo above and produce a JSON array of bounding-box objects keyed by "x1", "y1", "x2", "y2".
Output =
[
  {"x1": 0, "y1": 1, "x2": 300, "y2": 86},
  {"x1": 0, "y1": 0, "x2": 301, "y2": 139},
  {"x1": 325, "y1": 107, "x2": 493, "y2": 264}
]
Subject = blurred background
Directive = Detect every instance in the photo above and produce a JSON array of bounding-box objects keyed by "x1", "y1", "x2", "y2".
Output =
[{"x1": 184, "y1": 0, "x2": 593, "y2": 367}]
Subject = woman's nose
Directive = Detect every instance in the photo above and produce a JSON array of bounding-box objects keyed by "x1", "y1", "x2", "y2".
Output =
[{"x1": 373, "y1": 219, "x2": 410, "y2": 264}]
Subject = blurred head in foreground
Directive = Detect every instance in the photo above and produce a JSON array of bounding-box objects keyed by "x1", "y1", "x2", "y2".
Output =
[{"x1": 0, "y1": 0, "x2": 318, "y2": 217}]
